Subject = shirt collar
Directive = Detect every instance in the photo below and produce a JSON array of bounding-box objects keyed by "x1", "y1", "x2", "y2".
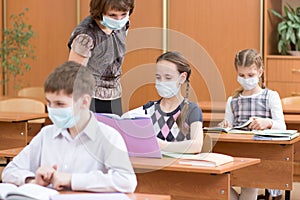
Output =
[
  {"x1": 52, "y1": 112, "x2": 100, "y2": 141},
  {"x1": 82, "y1": 112, "x2": 100, "y2": 141}
]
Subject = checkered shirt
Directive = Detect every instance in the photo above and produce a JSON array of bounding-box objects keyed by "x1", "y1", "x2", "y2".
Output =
[
  {"x1": 143, "y1": 100, "x2": 202, "y2": 142},
  {"x1": 230, "y1": 89, "x2": 271, "y2": 128}
]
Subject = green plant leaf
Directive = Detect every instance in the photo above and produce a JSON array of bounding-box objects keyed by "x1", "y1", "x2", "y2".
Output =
[
  {"x1": 278, "y1": 21, "x2": 287, "y2": 34},
  {"x1": 269, "y1": 9, "x2": 285, "y2": 20}
]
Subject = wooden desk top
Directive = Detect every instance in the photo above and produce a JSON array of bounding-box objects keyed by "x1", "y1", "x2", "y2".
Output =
[
  {"x1": 208, "y1": 132, "x2": 300, "y2": 144},
  {"x1": 0, "y1": 147, "x2": 23, "y2": 157},
  {"x1": 0, "y1": 112, "x2": 48, "y2": 122},
  {"x1": 202, "y1": 112, "x2": 300, "y2": 125},
  {"x1": 59, "y1": 191, "x2": 170, "y2": 200},
  {"x1": 130, "y1": 156, "x2": 260, "y2": 174}
]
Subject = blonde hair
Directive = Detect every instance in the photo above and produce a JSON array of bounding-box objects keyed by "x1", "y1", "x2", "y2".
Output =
[{"x1": 232, "y1": 49, "x2": 264, "y2": 98}]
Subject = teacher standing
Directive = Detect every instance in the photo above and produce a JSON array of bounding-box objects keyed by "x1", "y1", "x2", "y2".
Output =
[{"x1": 68, "y1": 0, "x2": 135, "y2": 116}]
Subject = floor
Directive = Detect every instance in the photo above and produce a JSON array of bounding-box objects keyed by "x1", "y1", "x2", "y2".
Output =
[
  {"x1": 258, "y1": 183, "x2": 300, "y2": 200},
  {"x1": 235, "y1": 184, "x2": 300, "y2": 200}
]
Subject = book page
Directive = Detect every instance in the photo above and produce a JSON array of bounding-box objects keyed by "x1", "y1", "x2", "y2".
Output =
[
  {"x1": 121, "y1": 106, "x2": 150, "y2": 119},
  {"x1": 256, "y1": 129, "x2": 298, "y2": 135},
  {"x1": 163, "y1": 152, "x2": 234, "y2": 167},
  {"x1": 0, "y1": 183, "x2": 18, "y2": 199},
  {"x1": 233, "y1": 117, "x2": 254, "y2": 129},
  {"x1": 6, "y1": 184, "x2": 58, "y2": 200}
]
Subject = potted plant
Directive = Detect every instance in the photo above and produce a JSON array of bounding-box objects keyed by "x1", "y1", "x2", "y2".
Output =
[
  {"x1": 0, "y1": 8, "x2": 36, "y2": 95},
  {"x1": 270, "y1": 4, "x2": 300, "y2": 55}
]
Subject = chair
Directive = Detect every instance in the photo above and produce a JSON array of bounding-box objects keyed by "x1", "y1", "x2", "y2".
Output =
[
  {"x1": 17, "y1": 86, "x2": 46, "y2": 104},
  {"x1": 0, "y1": 98, "x2": 46, "y2": 165},
  {"x1": 0, "y1": 97, "x2": 46, "y2": 126},
  {"x1": 281, "y1": 96, "x2": 300, "y2": 106}
]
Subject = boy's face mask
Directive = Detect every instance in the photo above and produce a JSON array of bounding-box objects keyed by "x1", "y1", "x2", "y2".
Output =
[
  {"x1": 47, "y1": 99, "x2": 82, "y2": 129},
  {"x1": 101, "y1": 15, "x2": 129, "y2": 30}
]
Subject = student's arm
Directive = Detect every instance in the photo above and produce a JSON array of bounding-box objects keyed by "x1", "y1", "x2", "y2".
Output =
[
  {"x1": 68, "y1": 34, "x2": 94, "y2": 66},
  {"x1": 248, "y1": 91, "x2": 286, "y2": 130},
  {"x1": 70, "y1": 126, "x2": 137, "y2": 193},
  {"x1": 158, "y1": 104, "x2": 204, "y2": 154},
  {"x1": 268, "y1": 91, "x2": 286, "y2": 130},
  {"x1": 158, "y1": 121, "x2": 203, "y2": 153},
  {"x1": 2, "y1": 132, "x2": 43, "y2": 186},
  {"x1": 219, "y1": 97, "x2": 234, "y2": 127}
]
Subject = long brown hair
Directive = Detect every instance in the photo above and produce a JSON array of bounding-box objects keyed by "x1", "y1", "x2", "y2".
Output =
[
  {"x1": 232, "y1": 48, "x2": 264, "y2": 98},
  {"x1": 156, "y1": 51, "x2": 191, "y2": 134}
]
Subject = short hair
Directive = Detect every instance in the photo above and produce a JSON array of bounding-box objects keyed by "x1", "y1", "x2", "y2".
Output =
[
  {"x1": 44, "y1": 61, "x2": 95, "y2": 99},
  {"x1": 90, "y1": 0, "x2": 135, "y2": 21}
]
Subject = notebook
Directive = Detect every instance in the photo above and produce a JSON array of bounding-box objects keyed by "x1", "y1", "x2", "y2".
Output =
[{"x1": 95, "y1": 113, "x2": 162, "y2": 158}]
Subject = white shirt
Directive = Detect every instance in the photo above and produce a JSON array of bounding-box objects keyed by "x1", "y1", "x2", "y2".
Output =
[
  {"x1": 2, "y1": 113, "x2": 137, "y2": 193},
  {"x1": 224, "y1": 89, "x2": 286, "y2": 130}
]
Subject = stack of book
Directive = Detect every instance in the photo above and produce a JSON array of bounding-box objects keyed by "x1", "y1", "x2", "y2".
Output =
[{"x1": 253, "y1": 129, "x2": 299, "y2": 141}]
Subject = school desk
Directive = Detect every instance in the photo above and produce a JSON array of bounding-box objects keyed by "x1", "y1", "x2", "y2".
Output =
[
  {"x1": 208, "y1": 133, "x2": 300, "y2": 200},
  {"x1": 59, "y1": 191, "x2": 171, "y2": 200},
  {"x1": 0, "y1": 112, "x2": 48, "y2": 150},
  {"x1": 202, "y1": 112, "x2": 300, "y2": 128},
  {"x1": 130, "y1": 156, "x2": 260, "y2": 200}
]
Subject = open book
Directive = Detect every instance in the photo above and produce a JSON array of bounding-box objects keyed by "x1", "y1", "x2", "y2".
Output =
[
  {"x1": 253, "y1": 129, "x2": 300, "y2": 141},
  {"x1": 204, "y1": 117, "x2": 254, "y2": 134},
  {"x1": 162, "y1": 151, "x2": 234, "y2": 167},
  {"x1": 0, "y1": 183, "x2": 58, "y2": 200},
  {"x1": 95, "y1": 113, "x2": 162, "y2": 158}
]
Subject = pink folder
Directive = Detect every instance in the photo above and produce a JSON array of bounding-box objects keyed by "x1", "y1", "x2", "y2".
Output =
[{"x1": 95, "y1": 113, "x2": 162, "y2": 158}]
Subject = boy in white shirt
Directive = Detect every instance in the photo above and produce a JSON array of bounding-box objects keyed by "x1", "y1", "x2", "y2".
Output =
[{"x1": 2, "y1": 61, "x2": 137, "y2": 192}]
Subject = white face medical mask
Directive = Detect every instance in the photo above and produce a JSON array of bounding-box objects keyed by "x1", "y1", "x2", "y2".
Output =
[
  {"x1": 101, "y1": 15, "x2": 129, "y2": 30},
  {"x1": 155, "y1": 80, "x2": 180, "y2": 98},
  {"x1": 47, "y1": 99, "x2": 82, "y2": 129},
  {"x1": 47, "y1": 106, "x2": 81, "y2": 129},
  {"x1": 237, "y1": 76, "x2": 259, "y2": 91}
]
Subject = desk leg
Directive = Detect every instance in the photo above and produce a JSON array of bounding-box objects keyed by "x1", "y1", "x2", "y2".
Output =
[
  {"x1": 285, "y1": 190, "x2": 290, "y2": 200},
  {"x1": 135, "y1": 170, "x2": 230, "y2": 200}
]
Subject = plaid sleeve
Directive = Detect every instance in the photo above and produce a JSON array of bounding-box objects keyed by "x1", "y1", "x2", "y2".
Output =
[{"x1": 70, "y1": 33, "x2": 94, "y2": 58}]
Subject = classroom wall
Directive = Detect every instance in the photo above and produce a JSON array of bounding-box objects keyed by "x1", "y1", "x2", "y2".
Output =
[{"x1": 1, "y1": 0, "x2": 261, "y2": 112}]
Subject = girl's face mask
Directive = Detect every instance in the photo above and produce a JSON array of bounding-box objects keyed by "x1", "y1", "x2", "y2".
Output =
[
  {"x1": 155, "y1": 79, "x2": 180, "y2": 98},
  {"x1": 237, "y1": 76, "x2": 259, "y2": 91}
]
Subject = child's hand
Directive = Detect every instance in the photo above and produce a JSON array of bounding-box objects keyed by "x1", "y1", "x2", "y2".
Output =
[
  {"x1": 218, "y1": 119, "x2": 232, "y2": 128},
  {"x1": 51, "y1": 171, "x2": 71, "y2": 190},
  {"x1": 35, "y1": 166, "x2": 56, "y2": 186},
  {"x1": 248, "y1": 117, "x2": 272, "y2": 130}
]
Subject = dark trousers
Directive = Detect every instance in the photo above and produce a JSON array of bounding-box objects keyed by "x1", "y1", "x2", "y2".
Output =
[{"x1": 90, "y1": 97, "x2": 122, "y2": 116}]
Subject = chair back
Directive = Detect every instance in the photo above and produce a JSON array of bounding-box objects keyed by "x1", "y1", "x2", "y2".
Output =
[
  {"x1": 281, "y1": 96, "x2": 300, "y2": 106},
  {"x1": 17, "y1": 87, "x2": 45, "y2": 104},
  {"x1": 0, "y1": 98, "x2": 46, "y2": 123}
]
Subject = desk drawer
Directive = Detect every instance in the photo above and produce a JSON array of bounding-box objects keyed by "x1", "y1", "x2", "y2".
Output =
[
  {"x1": 267, "y1": 58, "x2": 300, "y2": 82},
  {"x1": 267, "y1": 82, "x2": 300, "y2": 97}
]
